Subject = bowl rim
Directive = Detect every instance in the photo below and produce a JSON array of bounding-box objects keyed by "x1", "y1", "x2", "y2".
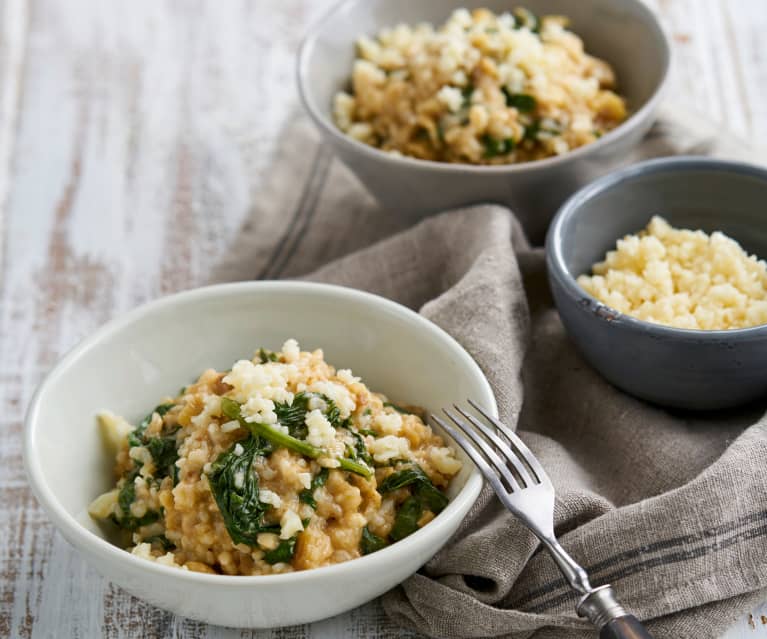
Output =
[
  {"x1": 24, "y1": 280, "x2": 490, "y2": 586},
  {"x1": 296, "y1": 0, "x2": 672, "y2": 174},
  {"x1": 546, "y1": 155, "x2": 767, "y2": 339}
]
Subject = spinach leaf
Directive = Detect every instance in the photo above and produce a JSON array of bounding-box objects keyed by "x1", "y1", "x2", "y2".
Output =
[
  {"x1": 360, "y1": 526, "x2": 388, "y2": 555},
  {"x1": 299, "y1": 468, "x2": 329, "y2": 508},
  {"x1": 513, "y1": 7, "x2": 540, "y2": 33},
  {"x1": 112, "y1": 473, "x2": 161, "y2": 531},
  {"x1": 257, "y1": 523, "x2": 282, "y2": 534},
  {"x1": 389, "y1": 497, "x2": 423, "y2": 541},
  {"x1": 523, "y1": 119, "x2": 541, "y2": 141},
  {"x1": 257, "y1": 348, "x2": 279, "y2": 363},
  {"x1": 347, "y1": 429, "x2": 373, "y2": 466},
  {"x1": 124, "y1": 402, "x2": 179, "y2": 483},
  {"x1": 112, "y1": 510, "x2": 161, "y2": 531},
  {"x1": 311, "y1": 467, "x2": 330, "y2": 491},
  {"x1": 152, "y1": 402, "x2": 175, "y2": 419},
  {"x1": 221, "y1": 396, "x2": 243, "y2": 420},
  {"x1": 381, "y1": 466, "x2": 449, "y2": 543},
  {"x1": 221, "y1": 398, "x2": 372, "y2": 478},
  {"x1": 379, "y1": 465, "x2": 449, "y2": 515},
  {"x1": 378, "y1": 466, "x2": 427, "y2": 492},
  {"x1": 274, "y1": 392, "x2": 311, "y2": 439},
  {"x1": 272, "y1": 392, "x2": 344, "y2": 438},
  {"x1": 482, "y1": 135, "x2": 515, "y2": 158},
  {"x1": 127, "y1": 429, "x2": 143, "y2": 449},
  {"x1": 299, "y1": 491, "x2": 317, "y2": 509},
  {"x1": 263, "y1": 536, "x2": 298, "y2": 564},
  {"x1": 207, "y1": 434, "x2": 270, "y2": 545},
  {"x1": 145, "y1": 431, "x2": 179, "y2": 483},
  {"x1": 145, "y1": 534, "x2": 174, "y2": 551},
  {"x1": 414, "y1": 481, "x2": 449, "y2": 514},
  {"x1": 323, "y1": 398, "x2": 344, "y2": 429},
  {"x1": 501, "y1": 89, "x2": 537, "y2": 112},
  {"x1": 314, "y1": 468, "x2": 330, "y2": 488},
  {"x1": 383, "y1": 401, "x2": 408, "y2": 414},
  {"x1": 128, "y1": 403, "x2": 175, "y2": 448},
  {"x1": 117, "y1": 476, "x2": 136, "y2": 517},
  {"x1": 461, "y1": 83, "x2": 474, "y2": 108}
]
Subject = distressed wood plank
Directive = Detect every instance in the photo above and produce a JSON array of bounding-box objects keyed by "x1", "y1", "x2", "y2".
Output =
[
  {"x1": 1, "y1": 0, "x2": 767, "y2": 637},
  {"x1": 0, "y1": 3, "x2": 34, "y2": 638},
  {"x1": 0, "y1": 0, "x2": 337, "y2": 636},
  {"x1": 0, "y1": 0, "x2": 29, "y2": 270}
]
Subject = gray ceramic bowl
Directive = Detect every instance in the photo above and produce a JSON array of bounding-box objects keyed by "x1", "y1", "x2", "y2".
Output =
[
  {"x1": 298, "y1": 0, "x2": 671, "y2": 241},
  {"x1": 547, "y1": 157, "x2": 767, "y2": 410}
]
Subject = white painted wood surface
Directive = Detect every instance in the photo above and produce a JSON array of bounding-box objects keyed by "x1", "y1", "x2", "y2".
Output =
[{"x1": 1, "y1": 0, "x2": 766, "y2": 637}]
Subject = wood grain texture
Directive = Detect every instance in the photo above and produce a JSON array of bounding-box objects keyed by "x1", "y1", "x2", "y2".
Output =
[{"x1": 1, "y1": 0, "x2": 765, "y2": 637}]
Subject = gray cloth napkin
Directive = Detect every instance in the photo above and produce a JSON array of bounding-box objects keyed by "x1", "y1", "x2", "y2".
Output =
[{"x1": 217, "y1": 106, "x2": 767, "y2": 638}]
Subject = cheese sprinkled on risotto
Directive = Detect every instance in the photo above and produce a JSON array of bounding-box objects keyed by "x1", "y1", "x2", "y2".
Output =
[
  {"x1": 89, "y1": 341, "x2": 461, "y2": 575},
  {"x1": 333, "y1": 7, "x2": 626, "y2": 164},
  {"x1": 577, "y1": 216, "x2": 767, "y2": 330}
]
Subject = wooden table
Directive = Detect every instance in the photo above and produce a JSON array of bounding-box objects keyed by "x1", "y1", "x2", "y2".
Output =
[{"x1": 2, "y1": 0, "x2": 765, "y2": 636}]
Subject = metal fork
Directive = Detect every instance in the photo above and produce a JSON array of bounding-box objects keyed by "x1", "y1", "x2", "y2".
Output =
[{"x1": 432, "y1": 400, "x2": 653, "y2": 639}]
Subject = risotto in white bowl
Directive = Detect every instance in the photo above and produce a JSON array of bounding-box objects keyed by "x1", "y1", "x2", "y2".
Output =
[
  {"x1": 89, "y1": 339, "x2": 462, "y2": 576},
  {"x1": 24, "y1": 281, "x2": 492, "y2": 627}
]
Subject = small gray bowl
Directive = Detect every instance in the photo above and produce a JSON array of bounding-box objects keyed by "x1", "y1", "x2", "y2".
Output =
[
  {"x1": 298, "y1": 0, "x2": 671, "y2": 241},
  {"x1": 546, "y1": 157, "x2": 767, "y2": 410}
]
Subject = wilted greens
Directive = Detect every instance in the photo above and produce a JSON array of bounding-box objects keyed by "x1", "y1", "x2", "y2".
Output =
[
  {"x1": 207, "y1": 435, "x2": 273, "y2": 545},
  {"x1": 347, "y1": 429, "x2": 373, "y2": 466},
  {"x1": 513, "y1": 7, "x2": 540, "y2": 33},
  {"x1": 127, "y1": 403, "x2": 175, "y2": 448},
  {"x1": 360, "y1": 526, "x2": 388, "y2": 555},
  {"x1": 389, "y1": 497, "x2": 424, "y2": 542},
  {"x1": 145, "y1": 433, "x2": 179, "y2": 482},
  {"x1": 220, "y1": 397, "x2": 372, "y2": 478},
  {"x1": 501, "y1": 89, "x2": 537, "y2": 113},
  {"x1": 263, "y1": 536, "x2": 298, "y2": 564},
  {"x1": 377, "y1": 465, "x2": 449, "y2": 546},
  {"x1": 482, "y1": 135, "x2": 516, "y2": 158},
  {"x1": 272, "y1": 392, "x2": 345, "y2": 439},
  {"x1": 383, "y1": 401, "x2": 408, "y2": 414},
  {"x1": 109, "y1": 402, "x2": 179, "y2": 531},
  {"x1": 299, "y1": 467, "x2": 329, "y2": 509},
  {"x1": 111, "y1": 472, "x2": 161, "y2": 531},
  {"x1": 257, "y1": 348, "x2": 279, "y2": 364},
  {"x1": 379, "y1": 465, "x2": 449, "y2": 513},
  {"x1": 126, "y1": 402, "x2": 179, "y2": 484}
]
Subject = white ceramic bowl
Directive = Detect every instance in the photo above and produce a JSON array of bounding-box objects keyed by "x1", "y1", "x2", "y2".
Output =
[
  {"x1": 24, "y1": 281, "x2": 493, "y2": 628},
  {"x1": 298, "y1": 0, "x2": 671, "y2": 242}
]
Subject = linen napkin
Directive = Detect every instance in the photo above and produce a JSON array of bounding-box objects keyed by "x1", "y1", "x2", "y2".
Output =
[{"x1": 215, "y1": 106, "x2": 767, "y2": 638}]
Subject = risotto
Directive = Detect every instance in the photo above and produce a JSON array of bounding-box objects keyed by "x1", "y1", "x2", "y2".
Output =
[
  {"x1": 577, "y1": 216, "x2": 767, "y2": 330},
  {"x1": 88, "y1": 340, "x2": 462, "y2": 575},
  {"x1": 333, "y1": 7, "x2": 627, "y2": 164}
]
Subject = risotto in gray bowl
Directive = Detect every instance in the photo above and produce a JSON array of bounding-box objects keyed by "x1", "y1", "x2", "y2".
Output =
[
  {"x1": 298, "y1": 0, "x2": 670, "y2": 240},
  {"x1": 334, "y1": 7, "x2": 628, "y2": 165}
]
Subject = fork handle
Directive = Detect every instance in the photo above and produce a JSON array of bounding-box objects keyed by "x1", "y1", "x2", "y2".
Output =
[
  {"x1": 599, "y1": 615, "x2": 653, "y2": 639},
  {"x1": 578, "y1": 586, "x2": 654, "y2": 638}
]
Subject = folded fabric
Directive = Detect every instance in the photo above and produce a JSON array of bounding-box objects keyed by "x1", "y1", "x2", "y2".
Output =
[
  {"x1": 218, "y1": 105, "x2": 767, "y2": 638},
  {"x1": 308, "y1": 205, "x2": 767, "y2": 639}
]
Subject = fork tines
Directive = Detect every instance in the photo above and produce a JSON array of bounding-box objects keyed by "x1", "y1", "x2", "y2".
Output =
[{"x1": 431, "y1": 400, "x2": 547, "y2": 494}]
